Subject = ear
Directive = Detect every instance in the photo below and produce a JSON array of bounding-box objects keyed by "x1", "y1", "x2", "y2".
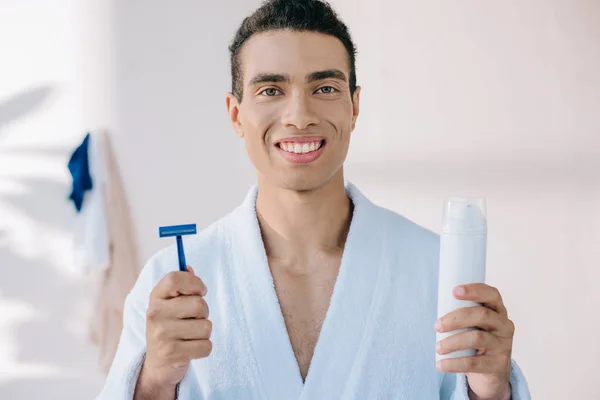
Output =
[
  {"x1": 225, "y1": 92, "x2": 244, "y2": 138},
  {"x1": 351, "y1": 86, "x2": 361, "y2": 131}
]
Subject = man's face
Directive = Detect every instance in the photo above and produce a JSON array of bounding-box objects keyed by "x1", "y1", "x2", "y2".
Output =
[{"x1": 226, "y1": 30, "x2": 360, "y2": 192}]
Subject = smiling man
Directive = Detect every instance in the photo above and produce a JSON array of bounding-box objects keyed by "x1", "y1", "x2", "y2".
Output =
[{"x1": 98, "y1": 1, "x2": 531, "y2": 399}]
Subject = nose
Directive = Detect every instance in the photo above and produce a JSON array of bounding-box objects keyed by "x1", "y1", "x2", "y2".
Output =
[{"x1": 280, "y1": 92, "x2": 320, "y2": 130}]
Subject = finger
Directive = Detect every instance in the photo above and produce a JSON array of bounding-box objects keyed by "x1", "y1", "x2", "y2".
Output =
[
  {"x1": 436, "y1": 329, "x2": 506, "y2": 356},
  {"x1": 436, "y1": 355, "x2": 509, "y2": 374},
  {"x1": 174, "y1": 318, "x2": 212, "y2": 340},
  {"x1": 437, "y1": 306, "x2": 513, "y2": 337},
  {"x1": 178, "y1": 339, "x2": 213, "y2": 360},
  {"x1": 151, "y1": 270, "x2": 208, "y2": 300},
  {"x1": 165, "y1": 295, "x2": 210, "y2": 319},
  {"x1": 454, "y1": 284, "x2": 507, "y2": 316},
  {"x1": 187, "y1": 266, "x2": 207, "y2": 295}
]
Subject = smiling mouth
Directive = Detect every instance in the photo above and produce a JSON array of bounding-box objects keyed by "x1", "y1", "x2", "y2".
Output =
[{"x1": 276, "y1": 139, "x2": 326, "y2": 154}]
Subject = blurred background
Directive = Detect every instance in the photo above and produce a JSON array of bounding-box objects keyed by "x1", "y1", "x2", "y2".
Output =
[{"x1": 1, "y1": 0, "x2": 598, "y2": 398}]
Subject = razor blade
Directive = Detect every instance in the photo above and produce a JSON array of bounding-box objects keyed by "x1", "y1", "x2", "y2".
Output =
[{"x1": 159, "y1": 223, "x2": 197, "y2": 272}]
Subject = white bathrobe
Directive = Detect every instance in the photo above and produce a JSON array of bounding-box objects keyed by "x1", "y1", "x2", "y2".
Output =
[{"x1": 97, "y1": 182, "x2": 531, "y2": 400}]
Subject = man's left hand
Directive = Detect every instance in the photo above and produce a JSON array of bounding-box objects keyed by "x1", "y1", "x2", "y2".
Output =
[{"x1": 435, "y1": 283, "x2": 514, "y2": 400}]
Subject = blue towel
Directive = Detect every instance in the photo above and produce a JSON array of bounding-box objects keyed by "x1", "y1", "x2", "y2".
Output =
[{"x1": 67, "y1": 132, "x2": 93, "y2": 212}]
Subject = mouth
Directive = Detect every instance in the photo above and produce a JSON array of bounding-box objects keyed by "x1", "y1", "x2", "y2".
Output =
[
  {"x1": 276, "y1": 139, "x2": 325, "y2": 153},
  {"x1": 274, "y1": 138, "x2": 326, "y2": 164}
]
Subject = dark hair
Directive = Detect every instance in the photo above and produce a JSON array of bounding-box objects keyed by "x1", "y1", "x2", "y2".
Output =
[{"x1": 228, "y1": 0, "x2": 357, "y2": 103}]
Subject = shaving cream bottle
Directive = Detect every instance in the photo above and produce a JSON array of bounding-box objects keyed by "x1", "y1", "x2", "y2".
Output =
[{"x1": 436, "y1": 197, "x2": 487, "y2": 362}]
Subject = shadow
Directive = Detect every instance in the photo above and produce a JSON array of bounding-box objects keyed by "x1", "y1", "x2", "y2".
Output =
[
  {"x1": 0, "y1": 244, "x2": 73, "y2": 311},
  {"x1": 0, "y1": 244, "x2": 105, "y2": 398},
  {"x1": 0, "y1": 86, "x2": 54, "y2": 131},
  {"x1": 0, "y1": 85, "x2": 105, "y2": 398},
  {"x1": 1, "y1": 177, "x2": 75, "y2": 232}
]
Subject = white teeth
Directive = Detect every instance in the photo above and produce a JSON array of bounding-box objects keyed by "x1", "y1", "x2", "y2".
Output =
[{"x1": 279, "y1": 140, "x2": 323, "y2": 154}]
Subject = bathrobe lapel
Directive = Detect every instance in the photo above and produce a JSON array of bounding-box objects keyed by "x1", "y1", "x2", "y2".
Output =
[{"x1": 229, "y1": 183, "x2": 385, "y2": 399}]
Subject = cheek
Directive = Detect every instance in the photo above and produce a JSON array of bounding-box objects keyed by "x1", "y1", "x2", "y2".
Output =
[
  {"x1": 239, "y1": 105, "x2": 280, "y2": 166},
  {"x1": 241, "y1": 104, "x2": 278, "y2": 143},
  {"x1": 323, "y1": 101, "x2": 354, "y2": 139}
]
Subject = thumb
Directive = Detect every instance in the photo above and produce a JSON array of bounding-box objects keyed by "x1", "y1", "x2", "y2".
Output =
[{"x1": 187, "y1": 265, "x2": 196, "y2": 276}]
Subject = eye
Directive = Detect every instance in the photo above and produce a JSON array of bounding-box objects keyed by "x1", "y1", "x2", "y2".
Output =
[
  {"x1": 259, "y1": 88, "x2": 282, "y2": 97},
  {"x1": 315, "y1": 86, "x2": 338, "y2": 94}
]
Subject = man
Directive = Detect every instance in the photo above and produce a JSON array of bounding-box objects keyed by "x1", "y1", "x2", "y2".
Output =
[{"x1": 98, "y1": 1, "x2": 531, "y2": 399}]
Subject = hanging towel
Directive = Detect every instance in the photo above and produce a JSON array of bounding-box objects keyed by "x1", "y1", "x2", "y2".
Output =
[
  {"x1": 82, "y1": 130, "x2": 142, "y2": 373},
  {"x1": 97, "y1": 182, "x2": 531, "y2": 400},
  {"x1": 72, "y1": 131, "x2": 110, "y2": 273},
  {"x1": 67, "y1": 132, "x2": 93, "y2": 212}
]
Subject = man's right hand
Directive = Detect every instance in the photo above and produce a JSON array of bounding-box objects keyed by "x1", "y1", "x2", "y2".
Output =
[{"x1": 135, "y1": 266, "x2": 212, "y2": 398}]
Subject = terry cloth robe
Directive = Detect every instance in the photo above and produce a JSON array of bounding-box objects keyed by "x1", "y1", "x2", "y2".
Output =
[{"x1": 97, "y1": 182, "x2": 531, "y2": 400}]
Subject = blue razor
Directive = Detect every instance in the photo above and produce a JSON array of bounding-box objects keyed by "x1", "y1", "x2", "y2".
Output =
[{"x1": 159, "y1": 224, "x2": 197, "y2": 272}]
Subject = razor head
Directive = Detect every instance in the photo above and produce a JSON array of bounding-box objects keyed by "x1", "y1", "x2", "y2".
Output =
[{"x1": 159, "y1": 224, "x2": 197, "y2": 238}]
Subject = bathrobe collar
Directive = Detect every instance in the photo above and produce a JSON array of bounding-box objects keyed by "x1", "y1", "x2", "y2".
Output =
[{"x1": 227, "y1": 181, "x2": 385, "y2": 399}]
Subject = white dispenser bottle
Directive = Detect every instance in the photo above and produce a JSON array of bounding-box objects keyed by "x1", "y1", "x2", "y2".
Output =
[{"x1": 436, "y1": 196, "x2": 487, "y2": 362}]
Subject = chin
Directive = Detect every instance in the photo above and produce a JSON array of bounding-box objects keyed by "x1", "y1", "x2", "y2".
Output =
[{"x1": 274, "y1": 169, "x2": 341, "y2": 193}]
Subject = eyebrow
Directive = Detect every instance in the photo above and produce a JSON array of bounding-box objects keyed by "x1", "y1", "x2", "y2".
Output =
[
  {"x1": 248, "y1": 69, "x2": 348, "y2": 86},
  {"x1": 248, "y1": 73, "x2": 290, "y2": 86},
  {"x1": 306, "y1": 69, "x2": 347, "y2": 83}
]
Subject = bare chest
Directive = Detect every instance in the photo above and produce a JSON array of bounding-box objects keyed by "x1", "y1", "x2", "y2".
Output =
[{"x1": 269, "y1": 260, "x2": 341, "y2": 383}]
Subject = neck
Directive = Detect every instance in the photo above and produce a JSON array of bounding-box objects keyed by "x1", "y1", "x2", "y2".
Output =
[{"x1": 255, "y1": 170, "x2": 353, "y2": 268}]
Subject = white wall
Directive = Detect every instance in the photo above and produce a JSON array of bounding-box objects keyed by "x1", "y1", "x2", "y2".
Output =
[
  {"x1": 338, "y1": 2, "x2": 600, "y2": 399},
  {"x1": 1, "y1": 0, "x2": 598, "y2": 398},
  {"x1": 110, "y1": 0, "x2": 263, "y2": 262},
  {"x1": 0, "y1": 0, "x2": 110, "y2": 398}
]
